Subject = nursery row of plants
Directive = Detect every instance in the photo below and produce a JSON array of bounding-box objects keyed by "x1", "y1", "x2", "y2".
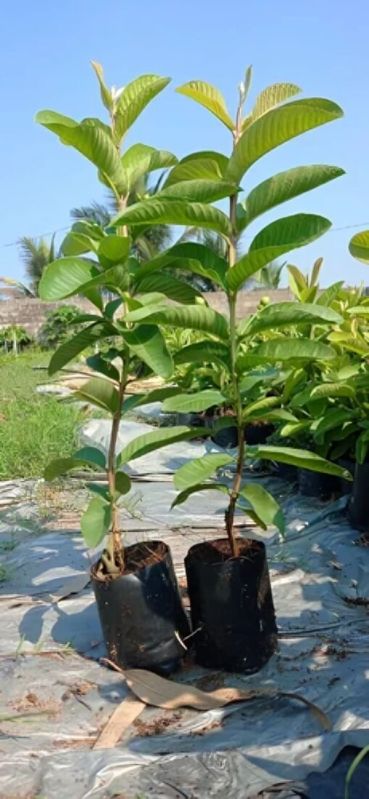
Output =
[{"x1": 35, "y1": 62, "x2": 369, "y2": 675}]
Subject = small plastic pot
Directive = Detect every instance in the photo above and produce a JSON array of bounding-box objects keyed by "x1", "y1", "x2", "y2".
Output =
[
  {"x1": 349, "y1": 462, "x2": 369, "y2": 532},
  {"x1": 298, "y1": 468, "x2": 340, "y2": 499},
  {"x1": 245, "y1": 423, "x2": 274, "y2": 445},
  {"x1": 337, "y1": 458, "x2": 355, "y2": 496},
  {"x1": 92, "y1": 540, "x2": 189, "y2": 675},
  {"x1": 211, "y1": 425, "x2": 238, "y2": 449},
  {"x1": 273, "y1": 462, "x2": 299, "y2": 483},
  {"x1": 185, "y1": 538, "x2": 277, "y2": 673}
]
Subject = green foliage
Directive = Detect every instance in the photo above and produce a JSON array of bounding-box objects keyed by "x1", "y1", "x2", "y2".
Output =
[{"x1": 38, "y1": 305, "x2": 84, "y2": 349}]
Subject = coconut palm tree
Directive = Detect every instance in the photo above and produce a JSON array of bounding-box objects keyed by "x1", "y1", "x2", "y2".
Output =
[{"x1": 18, "y1": 235, "x2": 57, "y2": 294}]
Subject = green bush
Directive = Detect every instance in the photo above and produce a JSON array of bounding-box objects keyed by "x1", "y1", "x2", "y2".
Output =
[
  {"x1": 38, "y1": 305, "x2": 83, "y2": 349},
  {"x1": 0, "y1": 325, "x2": 33, "y2": 352}
]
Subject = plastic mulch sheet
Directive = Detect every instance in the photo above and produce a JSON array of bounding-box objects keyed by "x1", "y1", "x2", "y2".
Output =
[{"x1": 0, "y1": 419, "x2": 368, "y2": 798}]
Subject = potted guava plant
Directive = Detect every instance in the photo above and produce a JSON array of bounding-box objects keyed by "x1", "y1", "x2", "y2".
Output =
[
  {"x1": 37, "y1": 62, "x2": 224, "y2": 674},
  {"x1": 113, "y1": 68, "x2": 351, "y2": 671}
]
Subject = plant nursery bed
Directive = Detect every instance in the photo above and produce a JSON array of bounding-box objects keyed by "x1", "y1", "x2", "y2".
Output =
[{"x1": 0, "y1": 422, "x2": 368, "y2": 798}]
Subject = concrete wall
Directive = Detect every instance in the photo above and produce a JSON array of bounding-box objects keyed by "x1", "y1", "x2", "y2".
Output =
[{"x1": 0, "y1": 289, "x2": 293, "y2": 336}]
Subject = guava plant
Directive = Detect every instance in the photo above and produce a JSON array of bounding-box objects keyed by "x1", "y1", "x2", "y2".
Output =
[{"x1": 112, "y1": 68, "x2": 350, "y2": 555}]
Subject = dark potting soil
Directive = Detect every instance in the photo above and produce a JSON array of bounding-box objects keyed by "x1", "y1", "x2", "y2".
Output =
[
  {"x1": 92, "y1": 540, "x2": 167, "y2": 581},
  {"x1": 190, "y1": 537, "x2": 262, "y2": 564}
]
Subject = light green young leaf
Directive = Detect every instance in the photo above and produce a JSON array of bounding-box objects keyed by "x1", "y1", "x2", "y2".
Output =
[
  {"x1": 61, "y1": 231, "x2": 99, "y2": 257},
  {"x1": 39, "y1": 258, "x2": 99, "y2": 300},
  {"x1": 310, "y1": 383, "x2": 355, "y2": 399},
  {"x1": 158, "y1": 179, "x2": 237, "y2": 204},
  {"x1": 242, "y1": 82, "x2": 301, "y2": 130},
  {"x1": 239, "y1": 338, "x2": 336, "y2": 364},
  {"x1": 163, "y1": 152, "x2": 228, "y2": 186},
  {"x1": 114, "y1": 75, "x2": 171, "y2": 140},
  {"x1": 91, "y1": 61, "x2": 113, "y2": 110},
  {"x1": 238, "y1": 483, "x2": 285, "y2": 534},
  {"x1": 97, "y1": 236, "x2": 130, "y2": 267},
  {"x1": 163, "y1": 389, "x2": 226, "y2": 413},
  {"x1": 174, "y1": 453, "x2": 235, "y2": 491},
  {"x1": 81, "y1": 496, "x2": 112, "y2": 548},
  {"x1": 242, "y1": 165, "x2": 344, "y2": 228},
  {"x1": 316, "y1": 281, "x2": 344, "y2": 306},
  {"x1": 75, "y1": 377, "x2": 120, "y2": 413},
  {"x1": 122, "y1": 324, "x2": 173, "y2": 379},
  {"x1": 242, "y1": 396, "x2": 280, "y2": 420},
  {"x1": 226, "y1": 97, "x2": 343, "y2": 184},
  {"x1": 349, "y1": 230, "x2": 369, "y2": 263},
  {"x1": 227, "y1": 214, "x2": 331, "y2": 291},
  {"x1": 171, "y1": 483, "x2": 229, "y2": 508},
  {"x1": 120, "y1": 143, "x2": 177, "y2": 190},
  {"x1": 176, "y1": 80, "x2": 234, "y2": 130}
]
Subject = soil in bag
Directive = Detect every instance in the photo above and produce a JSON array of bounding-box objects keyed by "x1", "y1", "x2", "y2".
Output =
[
  {"x1": 92, "y1": 540, "x2": 189, "y2": 675},
  {"x1": 185, "y1": 538, "x2": 277, "y2": 673}
]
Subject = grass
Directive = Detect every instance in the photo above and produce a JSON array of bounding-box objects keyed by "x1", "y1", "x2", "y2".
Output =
[{"x1": 0, "y1": 350, "x2": 81, "y2": 479}]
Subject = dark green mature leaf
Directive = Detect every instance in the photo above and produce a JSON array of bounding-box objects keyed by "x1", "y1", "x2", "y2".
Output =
[
  {"x1": 124, "y1": 304, "x2": 229, "y2": 341},
  {"x1": 349, "y1": 230, "x2": 369, "y2": 262},
  {"x1": 115, "y1": 471, "x2": 131, "y2": 496},
  {"x1": 39, "y1": 258, "x2": 99, "y2": 300},
  {"x1": 163, "y1": 389, "x2": 226, "y2": 413},
  {"x1": 112, "y1": 199, "x2": 231, "y2": 237},
  {"x1": 137, "y1": 242, "x2": 228, "y2": 288},
  {"x1": 130, "y1": 386, "x2": 183, "y2": 408},
  {"x1": 227, "y1": 214, "x2": 331, "y2": 291},
  {"x1": 136, "y1": 272, "x2": 203, "y2": 304},
  {"x1": 171, "y1": 483, "x2": 229, "y2": 508},
  {"x1": 44, "y1": 445, "x2": 106, "y2": 480},
  {"x1": 36, "y1": 111, "x2": 127, "y2": 192},
  {"x1": 239, "y1": 338, "x2": 336, "y2": 364},
  {"x1": 239, "y1": 301, "x2": 342, "y2": 337},
  {"x1": 174, "y1": 453, "x2": 235, "y2": 491},
  {"x1": 74, "y1": 446, "x2": 106, "y2": 469},
  {"x1": 251, "y1": 445, "x2": 353, "y2": 478},
  {"x1": 81, "y1": 496, "x2": 112, "y2": 548},
  {"x1": 122, "y1": 325, "x2": 173, "y2": 378},
  {"x1": 86, "y1": 353, "x2": 120, "y2": 383},
  {"x1": 312, "y1": 408, "x2": 353, "y2": 437},
  {"x1": 176, "y1": 80, "x2": 234, "y2": 129},
  {"x1": 238, "y1": 483, "x2": 285, "y2": 534},
  {"x1": 97, "y1": 236, "x2": 130, "y2": 267},
  {"x1": 226, "y1": 97, "x2": 344, "y2": 184},
  {"x1": 117, "y1": 426, "x2": 205, "y2": 466},
  {"x1": 174, "y1": 340, "x2": 230, "y2": 368},
  {"x1": 120, "y1": 143, "x2": 177, "y2": 190},
  {"x1": 242, "y1": 165, "x2": 344, "y2": 228},
  {"x1": 75, "y1": 377, "x2": 120, "y2": 413},
  {"x1": 44, "y1": 457, "x2": 79, "y2": 481},
  {"x1": 114, "y1": 75, "x2": 171, "y2": 140},
  {"x1": 48, "y1": 323, "x2": 111, "y2": 375},
  {"x1": 158, "y1": 179, "x2": 237, "y2": 203}
]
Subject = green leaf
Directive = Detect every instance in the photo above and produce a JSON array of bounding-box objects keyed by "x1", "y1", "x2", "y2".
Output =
[
  {"x1": 251, "y1": 445, "x2": 352, "y2": 478},
  {"x1": 226, "y1": 97, "x2": 344, "y2": 184},
  {"x1": 136, "y1": 272, "x2": 203, "y2": 304},
  {"x1": 240, "y1": 338, "x2": 336, "y2": 364},
  {"x1": 239, "y1": 301, "x2": 342, "y2": 337},
  {"x1": 86, "y1": 353, "x2": 120, "y2": 383},
  {"x1": 163, "y1": 389, "x2": 226, "y2": 413},
  {"x1": 312, "y1": 409, "x2": 353, "y2": 438},
  {"x1": 356, "y1": 430, "x2": 369, "y2": 465},
  {"x1": 310, "y1": 383, "x2": 355, "y2": 399},
  {"x1": 238, "y1": 483, "x2": 285, "y2": 534},
  {"x1": 81, "y1": 496, "x2": 112, "y2": 548},
  {"x1": 158, "y1": 179, "x2": 237, "y2": 203},
  {"x1": 163, "y1": 152, "x2": 228, "y2": 186},
  {"x1": 349, "y1": 230, "x2": 369, "y2": 263},
  {"x1": 48, "y1": 323, "x2": 111, "y2": 375},
  {"x1": 124, "y1": 304, "x2": 229, "y2": 341},
  {"x1": 117, "y1": 426, "x2": 205, "y2": 466},
  {"x1": 171, "y1": 483, "x2": 229, "y2": 509},
  {"x1": 227, "y1": 214, "x2": 331, "y2": 291},
  {"x1": 114, "y1": 75, "x2": 171, "y2": 140},
  {"x1": 120, "y1": 143, "x2": 177, "y2": 191},
  {"x1": 112, "y1": 199, "x2": 231, "y2": 237},
  {"x1": 74, "y1": 377, "x2": 119, "y2": 413},
  {"x1": 346, "y1": 305, "x2": 369, "y2": 316},
  {"x1": 176, "y1": 80, "x2": 234, "y2": 129},
  {"x1": 242, "y1": 165, "x2": 344, "y2": 227},
  {"x1": 74, "y1": 446, "x2": 106, "y2": 469},
  {"x1": 316, "y1": 281, "x2": 345, "y2": 306},
  {"x1": 39, "y1": 257, "x2": 99, "y2": 300},
  {"x1": 91, "y1": 61, "x2": 113, "y2": 111},
  {"x1": 344, "y1": 745, "x2": 369, "y2": 799},
  {"x1": 174, "y1": 453, "x2": 235, "y2": 491},
  {"x1": 97, "y1": 236, "x2": 130, "y2": 267},
  {"x1": 88, "y1": 483, "x2": 110, "y2": 502},
  {"x1": 133, "y1": 386, "x2": 183, "y2": 408},
  {"x1": 242, "y1": 82, "x2": 301, "y2": 130},
  {"x1": 36, "y1": 111, "x2": 126, "y2": 192},
  {"x1": 61, "y1": 231, "x2": 98, "y2": 257},
  {"x1": 137, "y1": 242, "x2": 227, "y2": 289},
  {"x1": 44, "y1": 457, "x2": 78, "y2": 481},
  {"x1": 122, "y1": 324, "x2": 173, "y2": 379},
  {"x1": 115, "y1": 471, "x2": 131, "y2": 496},
  {"x1": 174, "y1": 340, "x2": 230, "y2": 368},
  {"x1": 242, "y1": 396, "x2": 280, "y2": 420}
]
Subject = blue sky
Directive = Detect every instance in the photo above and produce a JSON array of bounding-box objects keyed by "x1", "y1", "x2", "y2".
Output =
[{"x1": 2, "y1": 0, "x2": 369, "y2": 286}]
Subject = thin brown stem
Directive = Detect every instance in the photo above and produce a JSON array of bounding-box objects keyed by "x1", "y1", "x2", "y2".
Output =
[{"x1": 103, "y1": 356, "x2": 129, "y2": 574}]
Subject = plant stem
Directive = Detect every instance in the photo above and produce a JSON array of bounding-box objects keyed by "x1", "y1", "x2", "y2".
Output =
[
  {"x1": 103, "y1": 356, "x2": 129, "y2": 575},
  {"x1": 225, "y1": 194, "x2": 244, "y2": 558}
]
